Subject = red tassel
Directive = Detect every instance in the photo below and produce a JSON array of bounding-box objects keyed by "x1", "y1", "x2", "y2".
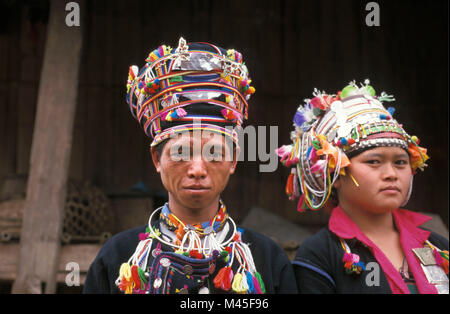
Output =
[
  {"x1": 296, "y1": 195, "x2": 306, "y2": 212},
  {"x1": 213, "y1": 267, "x2": 227, "y2": 289},
  {"x1": 223, "y1": 267, "x2": 234, "y2": 291},
  {"x1": 213, "y1": 266, "x2": 233, "y2": 291},
  {"x1": 189, "y1": 249, "x2": 203, "y2": 259},
  {"x1": 130, "y1": 265, "x2": 141, "y2": 289}
]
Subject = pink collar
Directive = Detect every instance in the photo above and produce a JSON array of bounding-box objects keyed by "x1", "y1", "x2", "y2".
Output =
[{"x1": 329, "y1": 206, "x2": 437, "y2": 294}]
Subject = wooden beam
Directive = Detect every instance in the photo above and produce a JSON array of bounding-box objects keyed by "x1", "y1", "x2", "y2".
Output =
[{"x1": 11, "y1": 0, "x2": 83, "y2": 294}]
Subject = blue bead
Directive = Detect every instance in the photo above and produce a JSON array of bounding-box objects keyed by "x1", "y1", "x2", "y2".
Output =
[{"x1": 387, "y1": 107, "x2": 395, "y2": 116}]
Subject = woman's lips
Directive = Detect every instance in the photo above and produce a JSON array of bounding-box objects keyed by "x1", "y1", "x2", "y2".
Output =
[{"x1": 380, "y1": 186, "x2": 400, "y2": 194}]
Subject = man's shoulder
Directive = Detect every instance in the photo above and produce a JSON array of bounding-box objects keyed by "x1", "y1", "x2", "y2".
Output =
[
  {"x1": 238, "y1": 226, "x2": 279, "y2": 247},
  {"x1": 109, "y1": 225, "x2": 147, "y2": 242},
  {"x1": 97, "y1": 225, "x2": 147, "y2": 261},
  {"x1": 237, "y1": 226, "x2": 290, "y2": 262}
]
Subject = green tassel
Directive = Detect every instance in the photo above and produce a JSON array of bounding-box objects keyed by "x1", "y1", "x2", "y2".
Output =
[
  {"x1": 255, "y1": 272, "x2": 266, "y2": 294},
  {"x1": 137, "y1": 266, "x2": 148, "y2": 285}
]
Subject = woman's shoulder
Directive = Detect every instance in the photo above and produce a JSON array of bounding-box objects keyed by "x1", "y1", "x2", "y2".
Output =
[
  {"x1": 294, "y1": 227, "x2": 340, "y2": 264},
  {"x1": 426, "y1": 230, "x2": 449, "y2": 250}
]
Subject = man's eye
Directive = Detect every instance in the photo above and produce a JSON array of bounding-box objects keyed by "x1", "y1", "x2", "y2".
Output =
[
  {"x1": 205, "y1": 146, "x2": 224, "y2": 159},
  {"x1": 210, "y1": 149, "x2": 223, "y2": 157},
  {"x1": 169, "y1": 145, "x2": 190, "y2": 160}
]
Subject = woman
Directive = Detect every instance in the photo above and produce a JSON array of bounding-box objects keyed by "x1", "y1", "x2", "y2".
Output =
[{"x1": 277, "y1": 80, "x2": 448, "y2": 294}]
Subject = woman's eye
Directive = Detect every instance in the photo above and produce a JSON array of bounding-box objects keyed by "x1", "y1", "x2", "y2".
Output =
[
  {"x1": 365, "y1": 159, "x2": 379, "y2": 164},
  {"x1": 395, "y1": 159, "x2": 409, "y2": 166}
]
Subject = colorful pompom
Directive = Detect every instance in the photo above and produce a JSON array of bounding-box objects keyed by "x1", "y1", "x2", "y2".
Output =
[
  {"x1": 342, "y1": 252, "x2": 365, "y2": 275},
  {"x1": 189, "y1": 249, "x2": 203, "y2": 259},
  {"x1": 221, "y1": 109, "x2": 237, "y2": 122}
]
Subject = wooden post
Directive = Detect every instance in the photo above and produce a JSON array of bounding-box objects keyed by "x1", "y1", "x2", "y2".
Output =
[{"x1": 12, "y1": 0, "x2": 83, "y2": 294}]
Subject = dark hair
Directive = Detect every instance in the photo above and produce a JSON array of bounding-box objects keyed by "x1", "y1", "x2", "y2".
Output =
[
  {"x1": 154, "y1": 139, "x2": 168, "y2": 160},
  {"x1": 327, "y1": 148, "x2": 368, "y2": 206}
]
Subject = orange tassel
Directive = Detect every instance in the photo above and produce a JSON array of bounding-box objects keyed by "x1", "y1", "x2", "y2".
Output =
[
  {"x1": 175, "y1": 224, "x2": 184, "y2": 242},
  {"x1": 285, "y1": 173, "x2": 294, "y2": 196},
  {"x1": 442, "y1": 260, "x2": 449, "y2": 275}
]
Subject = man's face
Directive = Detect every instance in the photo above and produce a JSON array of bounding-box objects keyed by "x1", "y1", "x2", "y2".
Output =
[{"x1": 151, "y1": 131, "x2": 238, "y2": 211}]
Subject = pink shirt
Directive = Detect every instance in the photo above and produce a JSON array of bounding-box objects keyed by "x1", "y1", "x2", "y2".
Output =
[{"x1": 329, "y1": 206, "x2": 438, "y2": 294}]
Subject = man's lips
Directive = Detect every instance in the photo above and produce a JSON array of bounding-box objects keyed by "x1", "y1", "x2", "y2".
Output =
[{"x1": 183, "y1": 185, "x2": 210, "y2": 190}]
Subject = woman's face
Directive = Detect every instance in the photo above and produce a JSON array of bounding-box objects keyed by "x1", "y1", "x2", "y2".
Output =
[{"x1": 334, "y1": 146, "x2": 413, "y2": 215}]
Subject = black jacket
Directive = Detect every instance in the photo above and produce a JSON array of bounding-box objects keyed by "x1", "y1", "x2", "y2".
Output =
[
  {"x1": 293, "y1": 227, "x2": 449, "y2": 294},
  {"x1": 83, "y1": 222, "x2": 298, "y2": 294}
]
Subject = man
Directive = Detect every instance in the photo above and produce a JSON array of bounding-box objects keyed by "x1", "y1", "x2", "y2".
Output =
[{"x1": 83, "y1": 38, "x2": 297, "y2": 294}]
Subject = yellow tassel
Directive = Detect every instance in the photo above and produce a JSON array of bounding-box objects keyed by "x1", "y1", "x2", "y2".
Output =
[
  {"x1": 231, "y1": 273, "x2": 245, "y2": 293},
  {"x1": 119, "y1": 263, "x2": 132, "y2": 280},
  {"x1": 118, "y1": 263, "x2": 134, "y2": 294}
]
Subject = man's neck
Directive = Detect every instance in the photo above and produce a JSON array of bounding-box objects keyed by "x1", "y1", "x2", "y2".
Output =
[{"x1": 167, "y1": 197, "x2": 220, "y2": 225}]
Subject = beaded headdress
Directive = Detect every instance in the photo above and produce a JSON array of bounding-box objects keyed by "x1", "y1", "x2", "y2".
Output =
[
  {"x1": 126, "y1": 37, "x2": 255, "y2": 146},
  {"x1": 277, "y1": 80, "x2": 429, "y2": 211}
]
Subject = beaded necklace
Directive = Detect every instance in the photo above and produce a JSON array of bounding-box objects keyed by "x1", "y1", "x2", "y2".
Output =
[
  {"x1": 149, "y1": 202, "x2": 236, "y2": 259},
  {"x1": 116, "y1": 201, "x2": 266, "y2": 294},
  {"x1": 159, "y1": 200, "x2": 229, "y2": 247}
]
